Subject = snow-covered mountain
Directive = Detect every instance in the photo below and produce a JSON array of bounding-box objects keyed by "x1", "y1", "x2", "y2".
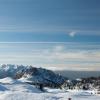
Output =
[
  {"x1": 0, "y1": 64, "x2": 27, "y2": 78},
  {"x1": 0, "y1": 64, "x2": 100, "y2": 92},
  {"x1": 0, "y1": 64, "x2": 67, "y2": 88},
  {"x1": 0, "y1": 64, "x2": 100, "y2": 100}
]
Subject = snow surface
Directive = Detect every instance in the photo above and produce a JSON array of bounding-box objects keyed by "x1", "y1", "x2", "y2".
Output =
[
  {"x1": 0, "y1": 77, "x2": 100, "y2": 100},
  {"x1": 0, "y1": 77, "x2": 21, "y2": 84}
]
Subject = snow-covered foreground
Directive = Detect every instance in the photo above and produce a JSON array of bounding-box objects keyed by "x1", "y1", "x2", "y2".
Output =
[{"x1": 0, "y1": 77, "x2": 100, "y2": 100}]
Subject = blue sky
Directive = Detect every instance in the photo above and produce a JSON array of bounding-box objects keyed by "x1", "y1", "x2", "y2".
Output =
[{"x1": 0, "y1": 0, "x2": 100, "y2": 70}]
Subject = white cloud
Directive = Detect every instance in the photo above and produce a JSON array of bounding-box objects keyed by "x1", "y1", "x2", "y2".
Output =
[{"x1": 69, "y1": 32, "x2": 76, "y2": 37}]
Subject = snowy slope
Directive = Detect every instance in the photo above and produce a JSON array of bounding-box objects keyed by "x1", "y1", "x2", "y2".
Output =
[{"x1": 0, "y1": 77, "x2": 100, "y2": 100}]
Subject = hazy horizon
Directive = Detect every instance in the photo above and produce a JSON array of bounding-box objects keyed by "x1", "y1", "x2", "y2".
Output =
[{"x1": 55, "y1": 70, "x2": 100, "y2": 79}]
